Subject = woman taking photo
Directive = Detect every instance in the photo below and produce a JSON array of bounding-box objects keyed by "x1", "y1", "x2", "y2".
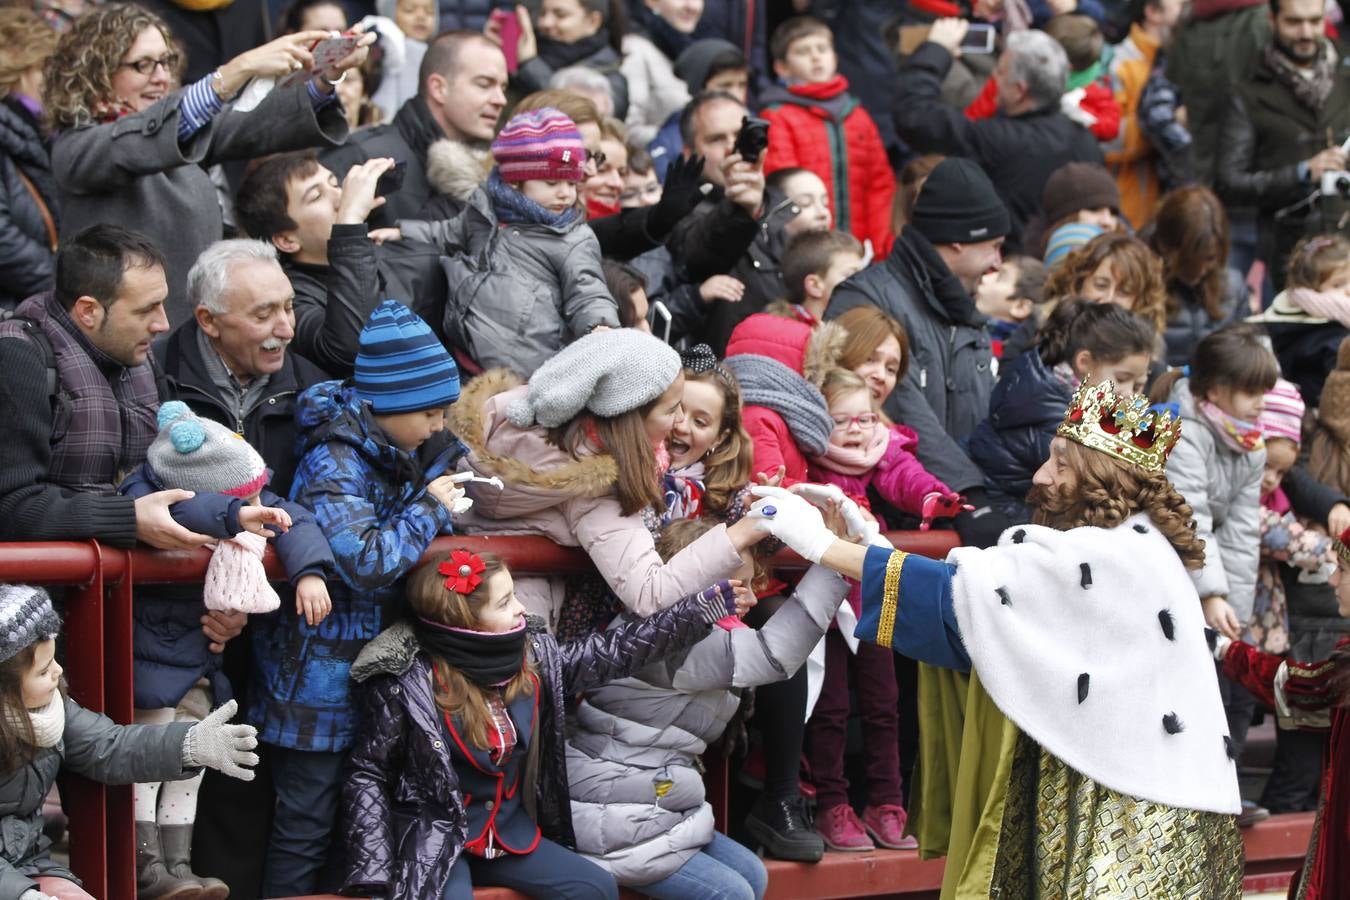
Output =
[{"x1": 44, "y1": 4, "x2": 370, "y2": 324}]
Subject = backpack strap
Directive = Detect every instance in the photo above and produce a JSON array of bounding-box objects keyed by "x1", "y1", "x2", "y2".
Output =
[{"x1": 1, "y1": 314, "x2": 60, "y2": 402}]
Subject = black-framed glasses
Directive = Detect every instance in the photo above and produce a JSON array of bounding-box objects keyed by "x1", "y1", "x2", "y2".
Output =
[{"x1": 119, "y1": 53, "x2": 180, "y2": 76}]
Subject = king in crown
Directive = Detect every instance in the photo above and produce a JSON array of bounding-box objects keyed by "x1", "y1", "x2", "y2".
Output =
[{"x1": 1056, "y1": 377, "x2": 1183, "y2": 474}]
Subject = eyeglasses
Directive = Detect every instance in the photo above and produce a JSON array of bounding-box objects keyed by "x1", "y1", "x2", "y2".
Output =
[
  {"x1": 831, "y1": 413, "x2": 879, "y2": 431},
  {"x1": 619, "y1": 181, "x2": 662, "y2": 205},
  {"x1": 118, "y1": 53, "x2": 180, "y2": 76},
  {"x1": 583, "y1": 148, "x2": 608, "y2": 175}
]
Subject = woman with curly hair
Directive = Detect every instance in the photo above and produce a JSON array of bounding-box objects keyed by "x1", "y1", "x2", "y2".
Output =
[
  {"x1": 0, "y1": 9, "x2": 60, "y2": 310},
  {"x1": 44, "y1": 4, "x2": 372, "y2": 325},
  {"x1": 751, "y1": 374, "x2": 1245, "y2": 899}
]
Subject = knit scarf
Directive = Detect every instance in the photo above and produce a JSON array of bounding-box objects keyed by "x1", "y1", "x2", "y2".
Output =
[
  {"x1": 537, "y1": 30, "x2": 613, "y2": 71},
  {"x1": 811, "y1": 427, "x2": 888, "y2": 476},
  {"x1": 636, "y1": 5, "x2": 696, "y2": 61},
  {"x1": 894, "y1": 226, "x2": 983, "y2": 326},
  {"x1": 414, "y1": 616, "x2": 527, "y2": 688},
  {"x1": 586, "y1": 196, "x2": 621, "y2": 221},
  {"x1": 1288, "y1": 285, "x2": 1350, "y2": 328},
  {"x1": 26, "y1": 691, "x2": 64, "y2": 748},
  {"x1": 787, "y1": 74, "x2": 849, "y2": 101},
  {"x1": 486, "y1": 169, "x2": 578, "y2": 228},
  {"x1": 203, "y1": 530, "x2": 280, "y2": 613},
  {"x1": 1197, "y1": 398, "x2": 1266, "y2": 453},
  {"x1": 1262, "y1": 40, "x2": 1338, "y2": 112},
  {"x1": 722, "y1": 354, "x2": 834, "y2": 456}
]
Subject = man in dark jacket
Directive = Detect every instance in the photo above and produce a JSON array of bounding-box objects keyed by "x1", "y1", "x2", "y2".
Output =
[
  {"x1": 1216, "y1": 0, "x2": 1350, "y2": 287},
  {"x1": 157, "y1": 238, "x2": 331, "y2": 900},
  {"x1": 320, "y1": 30, "x2": 508, "y2": 227},
  {"x1": 894, "y1": 23, "x2": 1103, "y2": 250},
  {"x1": 826, "y1": 157, "x2": 1012, "y2": 548},
  {"x1": 235, "y1": 150, "x2": 451, "y2": 377}
]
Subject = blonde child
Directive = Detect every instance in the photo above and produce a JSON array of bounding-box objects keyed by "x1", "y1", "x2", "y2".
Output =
[
  {"x1": 342, "y1": 550, "x2": 740, "y2": 899},
  {"x1": 803, "y1": 368, "x2": 954, "y2": 851},
  {"x1": 0, "y1": 586, "x2": 257, "y2": 900},
  {"x1": 398, "y1": 107, "x2": 619, "y2": 377},
  {"x1": 1282, "y1": 233, "x2": 1350, "y2": 328}
]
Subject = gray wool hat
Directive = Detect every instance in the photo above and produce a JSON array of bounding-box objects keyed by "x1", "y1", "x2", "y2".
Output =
[
  {"x1": 148, "y1": 401, "x2": 269, "y2": 499},
  {"x1": 0, "y1": 585, "x2": 60, "y2": 663},
  {"x1": 507, "y1": 329, "x2": 682, "y2": 429}
]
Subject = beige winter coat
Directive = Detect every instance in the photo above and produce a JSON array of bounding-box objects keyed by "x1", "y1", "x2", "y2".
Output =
[{"x1": 448, "y1": 371, "x2": 743, "y2": 626}]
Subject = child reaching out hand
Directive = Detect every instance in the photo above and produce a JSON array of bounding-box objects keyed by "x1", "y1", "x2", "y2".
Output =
[{"x1": 0, "y1": 586, "x2": 258, "y2": 900}]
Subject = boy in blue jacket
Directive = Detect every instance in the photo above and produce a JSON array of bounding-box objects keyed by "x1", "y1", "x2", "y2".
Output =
[
  {"x1": 248, "y1": 299, "x2": 468, "y2": 897},
  {"x1": 119, "y1": 400, "x2": 336, "y2": 898}
]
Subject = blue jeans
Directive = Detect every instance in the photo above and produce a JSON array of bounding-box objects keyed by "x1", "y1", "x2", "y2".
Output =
[
  {"x1": 636, "y1": 832, "x2": 768, "y2": 900},
  {"x1": 441, "y1": 836, "x2": 619, "y2": 900},
  {"x1": 260, "y1": 745, "x2": 344, "y2": 897}
]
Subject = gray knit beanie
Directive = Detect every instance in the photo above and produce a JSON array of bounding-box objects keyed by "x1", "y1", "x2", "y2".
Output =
[
  {"x1": 507, "y1": 329, "x2": 682, "y2": 428},
  {"x1": 0, "y1": 585, "x2": 60, "y2": 663},
  {"x1": 148, "y1": 401, "x2": 269, "y2": 498}
]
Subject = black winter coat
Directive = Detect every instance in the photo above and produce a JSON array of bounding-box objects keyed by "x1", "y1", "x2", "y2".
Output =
[
  {"x1": 965, "y1": 348, "x2": 1070, "y2": 518},
  {"x1": 343, "y1": 594, "x2": 725, "y2": 900},
  {"x1": 0, "y1": 99, "x2": 57, "y2": 309},
  {"x1": 1161, "y1": 269, "x2": 1247, "y2": 368},
  {"x1": 321, "y1": 98, "x2": 447, "y2": 230},
  {"x1": 155, "y1": 321, "x2": 328, "y2": 499},
  {"x1": 893, "y1": 42, "x2": 1103, "y2": 250}
]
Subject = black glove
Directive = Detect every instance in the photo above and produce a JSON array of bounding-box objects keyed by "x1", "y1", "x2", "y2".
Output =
[
  {"x1": 645, "y1": 153, "x2": 707, "y2": 239},
  {"x1": 953, "y1": 488, "x2": 1012, "y2": 549}
]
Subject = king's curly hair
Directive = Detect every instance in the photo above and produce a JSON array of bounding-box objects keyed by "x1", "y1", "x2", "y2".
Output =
[
  {"x1": 1029, "y1": 439, "x2": 1206, "y2": 570},
  {"x1": 43, "y1": 4, "x2": 175, "y2": 130}
]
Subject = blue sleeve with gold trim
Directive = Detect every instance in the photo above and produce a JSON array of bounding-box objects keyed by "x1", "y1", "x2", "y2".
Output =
[{"x1": 854, "y1": 545, "x2": 970, "y2": 672}]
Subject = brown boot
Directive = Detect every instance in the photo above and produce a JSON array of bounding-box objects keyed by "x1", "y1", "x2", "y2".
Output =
[
  {"x1": 136, "y1": 821, "x2": 203, "y2": 900},
  {"x1": 160, "y1": 824, "x2": 229, "y2": 900}
]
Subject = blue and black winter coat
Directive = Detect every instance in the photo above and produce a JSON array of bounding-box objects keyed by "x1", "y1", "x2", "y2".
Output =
[
  {"x1": 247, "y1": 380, "x2": 464, "y2": 753},
  {"x1": 965, "y1": 349, "x2": 1072, "y2": 521},
  {"x1": 118, "y1": 465, "x2": 336, "y2": 712}
]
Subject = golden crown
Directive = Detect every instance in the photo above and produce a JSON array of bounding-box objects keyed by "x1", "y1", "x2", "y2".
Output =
[{"x1": 1056, "y1": 378, "x2": 1182, "y2": 474}]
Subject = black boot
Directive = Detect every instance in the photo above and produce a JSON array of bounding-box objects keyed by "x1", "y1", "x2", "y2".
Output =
[
  {"x1": 136, "y1": 821, "x2": 203, "y2": 899},
  {"x1": 745, "y1": 793, "x2": 825, "y2": 863},
  {"x1": 160, "y1": 824, "x2": 230, "y2": 900}
]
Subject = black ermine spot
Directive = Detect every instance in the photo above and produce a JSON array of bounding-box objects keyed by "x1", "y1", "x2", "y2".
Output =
[
  {"x1": 1158, "y1": 610, "x2": 1176, "y2": 641},
  {"x1": 1011, "y1": 529, "x2": 1026, "y2": 544},
  {"x1": 1077, "y1": 673, "x2": 1089, "y2": 704},
  {"x1": 1162, "y1": 713, "x2": 1184, "y2": 735},
  {"x1": 997, "y1": 587, "x2": 1012, "y2": 606},
  {"x1": 1133, "y1": 523, "x2": 1148, "y2": 534},
  {"x1": 1079, "y1": 563, "x2": 1093, "y2": 589}
]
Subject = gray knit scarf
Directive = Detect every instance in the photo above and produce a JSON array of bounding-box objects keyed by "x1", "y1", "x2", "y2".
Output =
[
  {"x1": 723, "y1": 354, "x2": 834, "y2": 456},
  {"x1": 1263, "y1": 40, "x2": 1338, "y2": 112}
]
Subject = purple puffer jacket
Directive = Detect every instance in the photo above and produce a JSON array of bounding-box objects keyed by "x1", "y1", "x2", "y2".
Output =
[{"x1": 341, "y1": 585, "x2": 733, "y2": 900}]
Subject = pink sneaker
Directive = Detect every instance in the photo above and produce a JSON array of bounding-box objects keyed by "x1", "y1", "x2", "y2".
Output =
[
  {"x1": 863, "y1": 804, "x2": 919, "y2": 850},
  {"x1": 816, "y1": 804, "x2": 875, "y2": 852}
]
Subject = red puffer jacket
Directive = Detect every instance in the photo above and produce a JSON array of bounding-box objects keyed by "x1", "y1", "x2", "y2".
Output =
[{"x1": 761, "y1": 75, "x2": 896, "y2": 257}]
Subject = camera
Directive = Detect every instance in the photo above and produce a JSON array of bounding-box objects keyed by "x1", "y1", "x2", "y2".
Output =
[{"x1": 1321, "y1": 170, "x2": 1350, "y2": 197}]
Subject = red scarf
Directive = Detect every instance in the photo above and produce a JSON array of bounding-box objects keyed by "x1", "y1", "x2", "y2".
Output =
[
  {"x1": 787, "y1": 74, "x2": 849, "y2": 101},
  {"x1": 585, "y1": 197, "x2": 621, "y2": 221}
]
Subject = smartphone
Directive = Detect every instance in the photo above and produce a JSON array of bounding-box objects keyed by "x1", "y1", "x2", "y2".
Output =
[
  {"x1": 733, "y1": 116, "x2": 771, "y2": 164},
  {"x1": 375, "y1": 160, "x2": 407, "y2": 197},
  {"x1": 490, "y1": 8, "x2": 521, "y2": 73},
  {"x1": 279, "y1": 30, "x2": 363, "y2": 87},
  {"x1": 960, "y1": 23, "x2": 997, "y2": 54}
]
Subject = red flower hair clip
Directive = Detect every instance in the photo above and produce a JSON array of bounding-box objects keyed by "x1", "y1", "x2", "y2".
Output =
[{"x1": 439, "y1": 550, "x2": 486, "y2": 595}]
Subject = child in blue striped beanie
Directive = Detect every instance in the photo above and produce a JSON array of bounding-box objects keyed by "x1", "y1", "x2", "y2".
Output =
[{"x1": 247, "y1": 299, "x2": 471, "y2": 897}]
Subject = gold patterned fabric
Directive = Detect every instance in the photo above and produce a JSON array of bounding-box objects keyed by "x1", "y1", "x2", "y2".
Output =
[{"x1": 989, "y1": 733, "x2": 1245, "y2": 899}]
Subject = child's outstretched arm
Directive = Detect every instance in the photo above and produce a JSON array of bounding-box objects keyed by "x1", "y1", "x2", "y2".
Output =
[
  {"x1": 560, "y1": 232, "x2": 621, "y2": 340},
  {"x1": 62, "y1": 698, "x2": 257, "y2": 785},
  {"x1": 557, "y1": 582, "x2": 738, "y2": 696},
  {"x1": 872, "y1": 425, "x2": 953, "y2": 516}
]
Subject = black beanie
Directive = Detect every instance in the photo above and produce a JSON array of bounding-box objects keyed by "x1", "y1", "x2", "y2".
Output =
[{"x1": 910, "y1": 157, "x2": 1011, "y2": 244}]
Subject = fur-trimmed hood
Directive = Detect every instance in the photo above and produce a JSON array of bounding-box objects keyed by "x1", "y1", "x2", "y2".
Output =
[
  {"x1": 426, "y1": 138, "x2": 491, "y2": 204},
  {"x1": 447, "y1": 369, "x2": 618, "y2": 525}
]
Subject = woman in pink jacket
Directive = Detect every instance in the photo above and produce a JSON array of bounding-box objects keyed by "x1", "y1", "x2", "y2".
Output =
[{"x1": 448, "y1": 328, "x2": 768, "y2": 630}]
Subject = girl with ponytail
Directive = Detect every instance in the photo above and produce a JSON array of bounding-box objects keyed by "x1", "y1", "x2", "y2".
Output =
[{"x1": 967, "y1": 298, "x2": 1156, "y2": 521}]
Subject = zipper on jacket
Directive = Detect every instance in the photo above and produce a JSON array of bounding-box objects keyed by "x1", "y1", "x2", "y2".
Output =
[{"x1": 827, "y1": 118, "x2": 850, "y2": 232}]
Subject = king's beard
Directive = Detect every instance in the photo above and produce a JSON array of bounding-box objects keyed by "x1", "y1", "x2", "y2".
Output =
[{"x1": 1026, "y1": 483, "x2": 1077, "y2": 530}]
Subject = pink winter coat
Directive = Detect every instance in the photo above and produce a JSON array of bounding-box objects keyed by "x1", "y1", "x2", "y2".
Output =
[
  {"x1": 447, "y1": 371, "x2": 744, "y2": 626},
  {"x1": 807, "y1": 425, "x2": 951, "y2": 522}
]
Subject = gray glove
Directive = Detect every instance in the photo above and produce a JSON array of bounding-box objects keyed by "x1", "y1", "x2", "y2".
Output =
[{"x1": 182, "y1": 699, "x2": 259, "y2": 781}]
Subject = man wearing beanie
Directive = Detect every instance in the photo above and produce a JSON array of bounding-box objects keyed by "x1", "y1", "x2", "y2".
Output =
[
  {"x1": 248, "y1": 300, "x2": 469, "y2": 897},
  {"x1": 893, "y1": 24, "x2": 1103, "y2": 250},
  {"x1": 827, "y1": 157, "x2": 1013, "y2": 548}
]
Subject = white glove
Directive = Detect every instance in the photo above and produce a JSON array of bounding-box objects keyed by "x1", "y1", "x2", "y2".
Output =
[
  {"x1": 792, "y1": 483, "x2": 889, "y2": 547},
  {"x1": 182, "y1": 700, "x2": 260, "y2": 781},
  {"x1": 1211, "y1": 632, "x2": 1233, "y2": 662},
  {"x1": 748, "y1": 486, "x2": 837, "y2": 563},
  {"x1": 20, "y1": 889, "x2": 55, "y2": 900}
]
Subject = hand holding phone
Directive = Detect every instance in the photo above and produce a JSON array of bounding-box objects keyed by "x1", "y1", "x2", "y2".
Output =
[
  {"x1": 733, "y1": 116, "x2": 770, "y2": 165},
  {"x1": 959, "y1": 23, "x2": 997, "y2": 54},
  {"x1": 489, "y1": 8, "x2": 522, "y2": 72},
  {"x1": 375, "y1": 160, "x2": 408, "y2": 197}
]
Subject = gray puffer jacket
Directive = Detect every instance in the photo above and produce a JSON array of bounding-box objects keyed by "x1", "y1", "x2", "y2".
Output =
[
  {"x1": 566, "y1": 565, "x2": 849, "y2": 885},
  {"x1": 0, "y1": 698, "x2": 193, "y2": 899},
  {"x1": 1164, "y1": 379, "x2": 1264, "y2": 623},
  {"x1": 400, "y1": 186, "x2": 619, "y2": 378}
]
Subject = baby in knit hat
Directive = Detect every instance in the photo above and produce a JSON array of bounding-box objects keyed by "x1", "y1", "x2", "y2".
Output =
[
  {"x1": 396, "y1": 107, "x2": 620, "y2": 377},
  {"x1": 117, "y1": 400, "x2": 336, "y2": 897}
]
